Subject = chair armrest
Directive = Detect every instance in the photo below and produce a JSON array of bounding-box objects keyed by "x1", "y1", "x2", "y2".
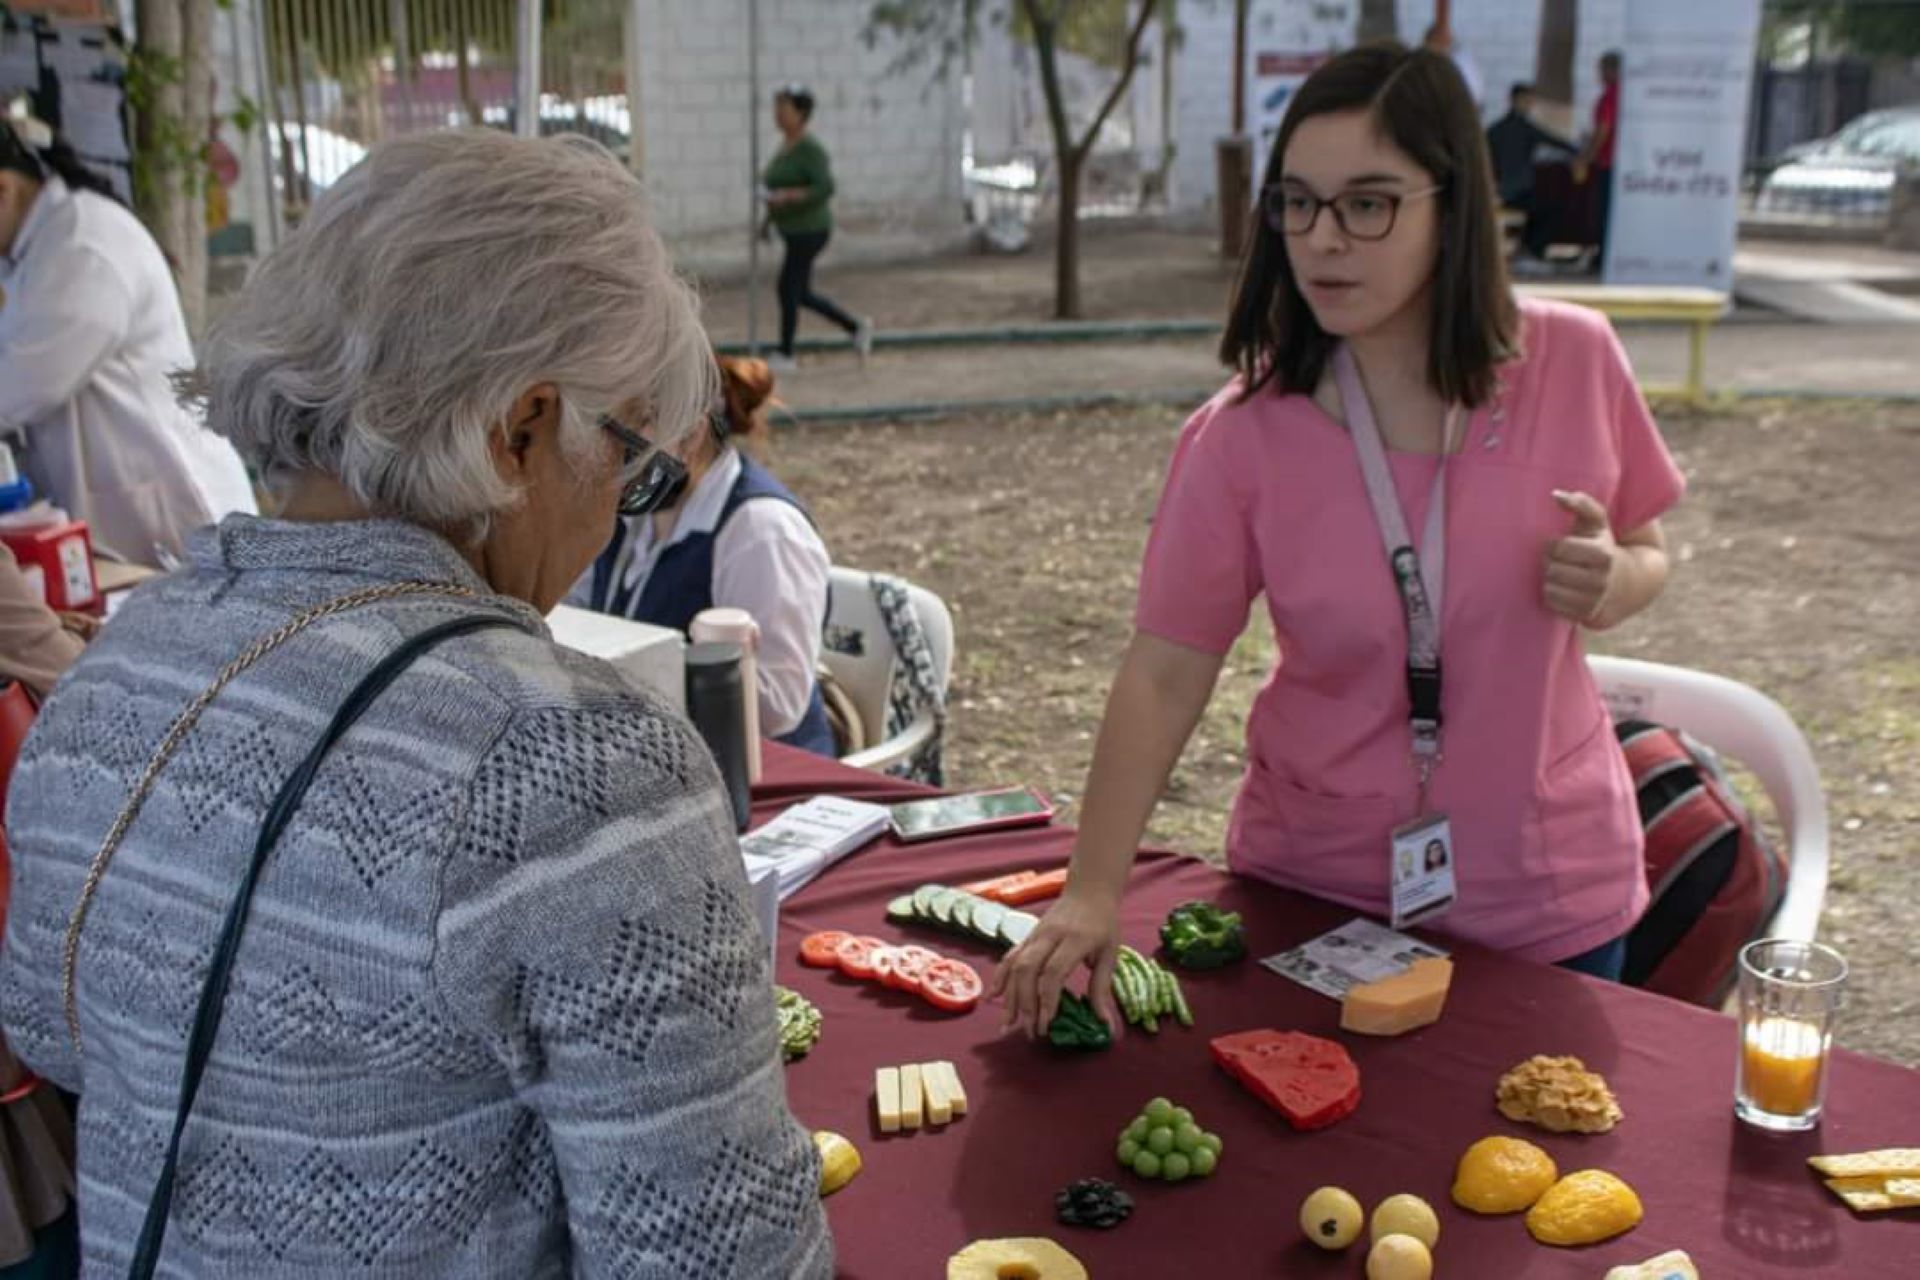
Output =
[
  {"x1": 841, "y1": 714, "x2": 936, "y2": 775},
  {"x1": 1769, "y1": 821, "x2": 1830, "y2": 944}
]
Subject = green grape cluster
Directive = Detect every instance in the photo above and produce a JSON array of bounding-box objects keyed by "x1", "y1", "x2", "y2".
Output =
[{"x1": 1114, "y1": 1096, "x2": 1222, "y2": 1183}]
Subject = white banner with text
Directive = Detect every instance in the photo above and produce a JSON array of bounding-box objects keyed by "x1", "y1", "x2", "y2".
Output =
[{"x1": 1604, "y1": 0, "x2": 1762, "y2": 288}]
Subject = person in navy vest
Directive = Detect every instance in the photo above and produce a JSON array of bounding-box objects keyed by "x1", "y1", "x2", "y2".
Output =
[{"x1": 574, "y1": 355, "x2": 836, "y2": 755}]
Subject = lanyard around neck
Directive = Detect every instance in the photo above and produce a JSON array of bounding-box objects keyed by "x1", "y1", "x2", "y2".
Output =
[{"x1": 1332, "y1": 344, "x2": 1461, "y2": 796}]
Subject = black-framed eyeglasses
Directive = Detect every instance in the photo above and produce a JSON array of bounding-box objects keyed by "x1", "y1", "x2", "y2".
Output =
[
  {"x1": 600, "y1": 416, "x2": 689, "y2": 516},
  {"x1": 1262, "y1": 183, "x2": 1444, "y2": 241}
]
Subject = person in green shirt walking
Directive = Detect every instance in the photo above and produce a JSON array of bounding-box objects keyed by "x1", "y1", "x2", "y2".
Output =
[{"x1": 762, "y1": 86, "x2": 872, "y2": 368}]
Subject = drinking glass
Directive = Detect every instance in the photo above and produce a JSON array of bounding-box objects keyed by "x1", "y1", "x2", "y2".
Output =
[{"x1": 1735, "y1": 938, "x2": 1847, "y2": 1132}]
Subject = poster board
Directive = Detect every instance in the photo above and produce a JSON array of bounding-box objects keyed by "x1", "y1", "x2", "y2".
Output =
[
  {"x1": 1244, "y1": 0, "x2": 1356, "y2": 183},
  {"x1": 1604, "y1": 0, "x2": 1762, "y2": 287}
]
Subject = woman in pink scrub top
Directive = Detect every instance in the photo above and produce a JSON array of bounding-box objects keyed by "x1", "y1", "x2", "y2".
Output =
[{"x1": 995, "y1": 43, "x2": 1685, "y2": 1037}]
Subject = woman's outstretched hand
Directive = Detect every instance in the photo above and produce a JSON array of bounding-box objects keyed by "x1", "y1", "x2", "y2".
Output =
[{"x1": 990, "y1": 885, "x2": 1124, "y2": 1038}]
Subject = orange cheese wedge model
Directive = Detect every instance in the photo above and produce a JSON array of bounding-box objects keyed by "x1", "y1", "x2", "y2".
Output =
[{"x1": 1341, "y1": 957, "x2": 1454, "y2": 1036}]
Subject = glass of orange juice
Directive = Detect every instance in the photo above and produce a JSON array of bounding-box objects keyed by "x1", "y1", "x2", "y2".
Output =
[{"x1": 1735, "y1": 938, "x2": 1847, "y2": 1131}]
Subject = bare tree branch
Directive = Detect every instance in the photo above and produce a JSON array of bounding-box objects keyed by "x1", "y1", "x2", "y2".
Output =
[{"x1": 1071, "y1": 0, "x2": 1159, "y2": 167}]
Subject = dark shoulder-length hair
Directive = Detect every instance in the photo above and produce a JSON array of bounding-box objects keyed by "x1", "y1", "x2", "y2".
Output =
[
  {"x1": 0, "y1": 119, "x2": 122, "y2": 205},
  {"x1": 1220, "y1": 42, "x2": 1517, "y2": 408}
]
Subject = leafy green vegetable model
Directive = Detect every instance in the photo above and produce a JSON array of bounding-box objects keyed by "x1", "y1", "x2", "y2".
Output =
[{"x1": 1047, "y1": 993, "x2": 1113, "y2": 1052}]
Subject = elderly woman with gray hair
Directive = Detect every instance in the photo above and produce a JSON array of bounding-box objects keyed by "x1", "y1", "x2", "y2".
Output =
[{"x1": 0, "y1": 131, "x2": 832, "y2": 1277}]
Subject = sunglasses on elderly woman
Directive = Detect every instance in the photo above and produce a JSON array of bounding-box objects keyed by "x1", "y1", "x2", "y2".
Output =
[{"x1": 600, "y1": 416, "x2": 689, "y2": 516}]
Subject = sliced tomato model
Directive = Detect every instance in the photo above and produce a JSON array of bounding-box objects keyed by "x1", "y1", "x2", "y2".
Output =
[
  {"x1": 885, "y1": 945, "x2": 943, "y2": 994},
  {"x1": 834, "y1": 934, "x2": 890, "y2": 981},
  {"x1": 799, "y1": 930, "x2": 851, "y2": 968},
  {"x1": 919, "y1": 958, "x2": 984, "y2": 1014}
]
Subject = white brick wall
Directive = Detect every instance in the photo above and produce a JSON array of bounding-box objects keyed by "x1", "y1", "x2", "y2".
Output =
[
  {"x1": 1169, "y1": 0, "x2": 1243, "y2": 218},
  {"x1": 634, "y1": 0, "x2": 966, "y2": 243},
  {"x1": 1402, "y1": 0, "x2": 1543, "y2": 121}
]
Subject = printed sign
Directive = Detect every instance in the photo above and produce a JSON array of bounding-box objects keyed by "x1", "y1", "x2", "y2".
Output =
[
  {"x1": 1244, "y1": 0, "x2": 1356, "y2": 181},
  {"x1": 1605, "y1": 0, "x2": 1762, "y2": 287}
]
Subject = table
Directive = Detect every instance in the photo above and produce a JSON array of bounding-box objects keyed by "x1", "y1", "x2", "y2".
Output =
[
  {"x1": 758, "y1": 745, "x2": 1920, "y2": 1278},
  {"x1": 1514, "y1": 283, "x2": 1730, "y2": 405}
]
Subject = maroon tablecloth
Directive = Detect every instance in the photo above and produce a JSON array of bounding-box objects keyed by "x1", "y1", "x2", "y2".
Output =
[{"x1": 758, "y1": 745, "x2": 1920, "y2": 1278}]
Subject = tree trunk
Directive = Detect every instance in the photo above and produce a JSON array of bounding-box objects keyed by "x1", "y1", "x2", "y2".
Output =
[
  {"x1": 133, "y1": 0, "x2": 214, "y2": 338},
  {"x1": 1055, "y1": 154, "x2": 1082, "y2": 320},
  {"x1": 1535, "y1": 0, "x2": 1579, "y2": 108},
  {"x1": 1357, "y1": 0, "x2": 1398, "y2": 45},
  {"x1": 1022, "y1": 0, "x2": 1157, "y2": 321},
  {"x1": 1023, "y1": 1, "x2": 1078, "y2": 320}
]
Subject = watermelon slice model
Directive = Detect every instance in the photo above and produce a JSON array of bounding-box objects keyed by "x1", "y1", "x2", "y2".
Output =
[{"x1": 1210, "y1": 1029, "x2": 1362, "y2": 1131}]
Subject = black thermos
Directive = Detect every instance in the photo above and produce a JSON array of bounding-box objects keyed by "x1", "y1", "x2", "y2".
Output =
[{"x1": 685, "y1": 641, "x2": 752, "y2": 831}]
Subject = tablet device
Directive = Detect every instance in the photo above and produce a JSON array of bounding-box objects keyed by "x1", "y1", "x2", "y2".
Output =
[{"x1": 888, "y1": 787, "x2": 1054, "y2": 843}]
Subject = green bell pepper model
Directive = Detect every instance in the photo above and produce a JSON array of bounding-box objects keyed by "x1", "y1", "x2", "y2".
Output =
[{"x1": 1159, "y1": 900, "x2": 1246, "y2": 970}]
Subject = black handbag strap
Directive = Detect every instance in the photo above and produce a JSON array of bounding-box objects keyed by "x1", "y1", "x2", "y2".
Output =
[{"x1": 127, "y1": 612, "x2": 524, "y2": 1278}]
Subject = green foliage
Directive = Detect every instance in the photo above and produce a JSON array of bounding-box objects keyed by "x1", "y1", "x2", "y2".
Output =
[
  {"x1": 864, "y1": 0, "x2": 987, "y2": 80},
  {"x1": 1011, "y1": 0, "x2": 1141, "y2": 69},
  {"x1": 865, "y1": 1, "x2": 1167, "y2": 77},
  {"x1": 1831, "y1": 5, "x2": 1920, "y2": 58},
  {"x1": 229, "y1": 94, "x2": 261, "y2": 138},
  {"x1": 126, "y1": 45, "x2": 203, "y2": 218},
  {"x1": 127, "y1": 41, "x2": 257, "y2": 224},
  {"x1": 1769, "y1": 1, "x2": 1920, "y2": 59}
]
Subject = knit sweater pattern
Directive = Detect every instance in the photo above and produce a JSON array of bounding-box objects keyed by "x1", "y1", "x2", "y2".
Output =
[{"x1": 0, "y1": 515, "x2": 832, "y2": 1278}]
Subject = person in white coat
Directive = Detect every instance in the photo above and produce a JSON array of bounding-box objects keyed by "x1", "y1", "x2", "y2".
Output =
[{"x1": 0, "y1": 109, "x2": 255, "y2": 567}]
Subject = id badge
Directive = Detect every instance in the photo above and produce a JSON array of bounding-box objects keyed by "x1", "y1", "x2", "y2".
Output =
[{"x1": 1390, "y1": 814, "x2": 1457, "y2": 929}]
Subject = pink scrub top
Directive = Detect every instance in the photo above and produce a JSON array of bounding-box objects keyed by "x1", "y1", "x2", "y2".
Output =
[{"x1": 1135, "y1": 298, "x2": 1686, "y2": 963}]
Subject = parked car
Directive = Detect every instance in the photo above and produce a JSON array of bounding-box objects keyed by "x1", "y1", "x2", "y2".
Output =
[{"x1": 1758, "y1": 105, "x2": 1920, "y2": 220}]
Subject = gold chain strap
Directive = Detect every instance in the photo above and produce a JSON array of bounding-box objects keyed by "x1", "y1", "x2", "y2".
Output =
[{"x1": 61, "y1": 580, "x2": 478, "y2": 1055}]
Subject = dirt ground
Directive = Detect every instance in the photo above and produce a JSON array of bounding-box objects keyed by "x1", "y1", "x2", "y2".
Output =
[{"x1": 773, "y1": 398, "x2": 1920, "y2": 1068}]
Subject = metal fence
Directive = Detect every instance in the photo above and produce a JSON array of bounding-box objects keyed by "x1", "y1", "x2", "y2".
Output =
[
  {"x1": 257, "y1": 0, "x2": 628, "y2": 222},
  {"x1": 1749, "y1": 56, "x2": 1875, "y2": 165}
]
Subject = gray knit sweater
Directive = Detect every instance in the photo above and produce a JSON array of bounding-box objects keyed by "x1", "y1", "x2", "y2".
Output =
[{"x1": 0, "y1": 516, "x2": 832, "y2": 1278}]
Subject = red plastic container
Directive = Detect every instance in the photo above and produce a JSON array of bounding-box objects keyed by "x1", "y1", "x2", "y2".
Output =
[{"x1": 1, "y1": 517, "x2": 99, "y2": 612}]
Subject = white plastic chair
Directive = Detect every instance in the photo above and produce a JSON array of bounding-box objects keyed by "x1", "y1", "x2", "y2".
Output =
[
  {"x1": 1587, "y1": 655, "x2": 1830, "y2": 943},
  {"x1": 823, "y1": 567, "x2": 955, "y2": 774}
]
